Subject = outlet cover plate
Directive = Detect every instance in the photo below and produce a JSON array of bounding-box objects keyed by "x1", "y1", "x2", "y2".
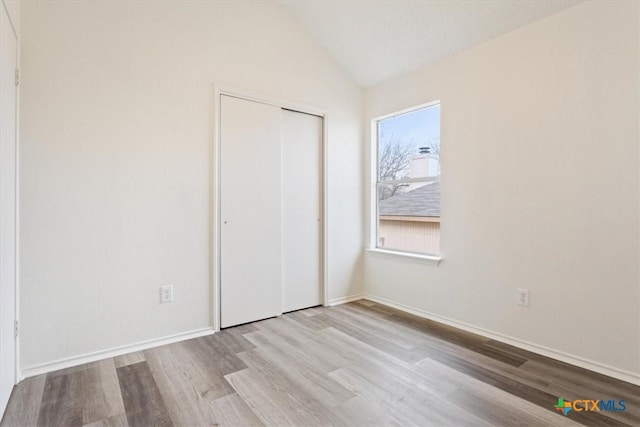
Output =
[
  {"x1": 160, "y1": 285, "x2": 174, "y2": 303},
  {"x1": 517, "y1": 288, "x2": 529, "y2": 307}
]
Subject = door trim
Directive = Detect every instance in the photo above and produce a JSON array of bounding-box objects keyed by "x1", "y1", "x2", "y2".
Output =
[
  {"x1": 212, "y1": 85, "x2": 328, "y2": 331},
  {"x1": 1, "y1": 0, "x2": 19, "y2": 387}
]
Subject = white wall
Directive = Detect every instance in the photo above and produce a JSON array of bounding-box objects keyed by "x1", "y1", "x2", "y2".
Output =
[
  {"x1": 19, "y1": 1, "x2": 363, "y2": 370},
  {"x1": 364, "y1": 1, "x2": 640, "y2": 380}
]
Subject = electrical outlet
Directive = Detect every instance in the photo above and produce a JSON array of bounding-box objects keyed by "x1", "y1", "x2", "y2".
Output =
[
  {"x1": 160, "y1": 285, "x2": 173, "y2": 303},
  {"x1": 517, "y1": 288, "x2": 529, "y2": 307}
]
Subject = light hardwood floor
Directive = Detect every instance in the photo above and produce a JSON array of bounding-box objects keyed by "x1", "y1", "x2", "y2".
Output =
[{"x1": 2, "y1": 301, "x2": 638, "y2": 426}]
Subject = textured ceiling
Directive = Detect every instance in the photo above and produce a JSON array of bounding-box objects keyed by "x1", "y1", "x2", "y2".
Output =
[{"x1": 279, "y1": 0, "x2": 582, "y2": 86}]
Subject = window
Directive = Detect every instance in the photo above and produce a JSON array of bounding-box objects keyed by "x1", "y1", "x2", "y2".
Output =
[{"x1": 373, "y1": 102, "x2": 441, "y2": 256}]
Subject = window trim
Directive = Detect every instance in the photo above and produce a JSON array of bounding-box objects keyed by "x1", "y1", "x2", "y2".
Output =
[
  {"x1": 365, "y1": 248, "x2": 442, "y2": 266},
  {"x1": 370, "y1": 100, "x2": 442, "y2": 261}
]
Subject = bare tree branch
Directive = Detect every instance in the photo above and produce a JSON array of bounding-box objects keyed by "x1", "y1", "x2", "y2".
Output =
[
  {"x1": 378, "y1": 137, "x2": 413, "y2": 199},
  {"x1": 426, "y1": 137, "x2": 440, "y2": 158}
]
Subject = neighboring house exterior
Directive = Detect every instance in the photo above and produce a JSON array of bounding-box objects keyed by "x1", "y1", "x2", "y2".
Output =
[{"x1": 378, "y1": 178, "x2": 440, "y2": 255}]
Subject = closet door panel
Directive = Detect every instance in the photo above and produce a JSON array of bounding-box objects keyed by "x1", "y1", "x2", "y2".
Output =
[
  {"x1": 282, "y1": 110, "x2": 322, "y2": 312},
  {"x1": 220, "y1": 95, "x2": 282, "y2": 328}
]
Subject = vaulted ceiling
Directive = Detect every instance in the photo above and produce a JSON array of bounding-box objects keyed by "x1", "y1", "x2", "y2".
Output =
[{"x1": 279, "y1": 0, "x2": 582, "y2": 86}]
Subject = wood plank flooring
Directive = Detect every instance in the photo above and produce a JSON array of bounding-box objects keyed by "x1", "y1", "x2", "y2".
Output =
[{"x1": 2, "y1": 301, "x2": 638, "y2": 426}]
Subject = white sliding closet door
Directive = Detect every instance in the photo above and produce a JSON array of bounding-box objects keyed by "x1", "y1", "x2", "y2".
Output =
[
  {"x1": 282, "y1": 110, "x2": 322, "y2": 312},
  {"x1": 220, "y1": 95, "x2": 282, "y2": 328}
]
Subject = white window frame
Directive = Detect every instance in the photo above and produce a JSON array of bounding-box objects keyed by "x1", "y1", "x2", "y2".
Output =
[{"x1": 367, "y1": 101, "x2": 442, "y2": 265}]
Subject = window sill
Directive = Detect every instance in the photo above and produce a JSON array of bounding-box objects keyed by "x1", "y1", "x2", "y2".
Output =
[{"x1": 365, "y1": 248, "x2": 442, "y2": 266}]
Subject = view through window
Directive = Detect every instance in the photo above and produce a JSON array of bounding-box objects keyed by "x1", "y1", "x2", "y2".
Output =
[{"x1": 376, "y1": 103, "x2": 441, "y2": 255}]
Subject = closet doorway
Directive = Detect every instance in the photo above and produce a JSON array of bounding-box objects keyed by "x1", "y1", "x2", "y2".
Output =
[{"x1": 216, "y1": 92, "x2": 325, "y2": 329}]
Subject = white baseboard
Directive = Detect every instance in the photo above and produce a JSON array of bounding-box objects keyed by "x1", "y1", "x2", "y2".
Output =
[
  {"x1": 326, "y1": 294, "x2": 363, "y2": 307},
  {"x1": 363, "y1": 294, "x2": 640, "y2": 386},
  {"x1": 20, "y1": 327, "x2": 215, "y2": 380}
]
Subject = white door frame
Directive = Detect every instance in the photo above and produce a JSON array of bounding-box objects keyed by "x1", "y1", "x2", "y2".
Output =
[
  {"x1": 211, "y1": 85, "x2": 328, "y2": 331},
  {"x1": 1, "y1": 0, "x2": 19, "y2": 387}
]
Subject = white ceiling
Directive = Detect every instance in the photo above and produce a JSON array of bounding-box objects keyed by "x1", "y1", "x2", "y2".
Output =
[{"x1": 279, "y1": 0, "x2": 582, "y2": 86}]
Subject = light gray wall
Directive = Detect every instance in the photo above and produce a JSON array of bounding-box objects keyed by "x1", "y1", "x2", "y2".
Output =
[
  {"x1": 19, "y1": 1, "x2": 363, "y2": 369},
  {"x1": 364, "y1": 1, "x2": 640, "y2": 379}
]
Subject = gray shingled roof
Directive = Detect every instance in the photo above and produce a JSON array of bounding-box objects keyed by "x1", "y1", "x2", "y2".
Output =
[{"x1": 379, "y1": 181, "x2": 440, "y2": 217}]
